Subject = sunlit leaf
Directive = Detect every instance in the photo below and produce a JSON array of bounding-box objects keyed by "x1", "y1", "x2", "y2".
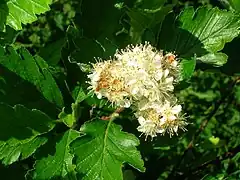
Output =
[{"x1": 72, "y1": 120, "x2": 145, "y2": 180}]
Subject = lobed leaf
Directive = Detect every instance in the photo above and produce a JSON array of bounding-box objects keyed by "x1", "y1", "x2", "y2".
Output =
[
  {"x1": 6, "y1": 0, "x2": 52, "y2": 30},
  {"x1": 72, "y1": 120, "x2": 145, "y2": 180},
  {"x1": 159, "y1": 6, "x2": 240, "y2": 67},
  {"x1": 178, "y1": 7, "x2": 240, "y2": 54}
]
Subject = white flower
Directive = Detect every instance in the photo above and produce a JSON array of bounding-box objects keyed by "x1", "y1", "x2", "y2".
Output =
[
  {"x1": 87, "y1": 60, "x2": 132, "y2": 107},
  {"x1": 87, "y1": 42, "x2": 187, "y2": 139},
  {"x1": 158, "y1": 101, "x2": 187, "y2": 137},
  {"x1": 137, "y1": 117, "x2": 159, "y2": 140},
  {"x1": 135, "y1": 100, "x2": 187, "y2": 138}
]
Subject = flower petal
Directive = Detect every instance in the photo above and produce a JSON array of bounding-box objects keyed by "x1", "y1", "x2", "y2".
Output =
[{"x1": 172, "y1": 105, "x2": 182, "y2": 114}]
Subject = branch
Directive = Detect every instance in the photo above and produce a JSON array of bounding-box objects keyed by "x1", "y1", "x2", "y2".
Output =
[
  {"x1": 167, "y1": 77, "x2": 240, "y2": 179},
  {"x1": 184, "y1": 146, "x2": 240, "y2": 177}
]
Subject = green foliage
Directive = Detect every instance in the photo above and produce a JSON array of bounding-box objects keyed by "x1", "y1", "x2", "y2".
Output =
[
  {"x1": 72, "y1": 120, "x2": 145, "y2": 180},
  {"x1": 0, "y1": 0, "x2": 240, "y2": 179},
  {"x1": 6, "y1": 0, "x2": 52, "y2": 30},
  {"x1": 229, "y1": 0, "x2": 240, "y2": 11},
  {"x1": 39, "y1": 37, "x2": 66, "y2": 66},
  {"x1": 127, "y1": 0, "x2": 174, "y2": 43},
  {"x1": 180, "y1": 58, "x2": 196, "y2": 80},
  {"x1": 0, "y1": 103, "x2": 55, "y2": 165},
  {"x1": 0, "y1": 46, "x2": 64, "y2": 107},
  {"x1": 0, "y1": 2, "x2": 8, "y2": 32},
  {"x1": 159, "y1": 6, "x2": 240, "y2": 66},
  {"x1": 33, "y1": 130, "x2": 80, "y2": 179}
]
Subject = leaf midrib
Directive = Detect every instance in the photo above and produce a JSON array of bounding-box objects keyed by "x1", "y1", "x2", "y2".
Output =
[{"x1": 100, "y1": 120, "x2": 112, "y2": 180}]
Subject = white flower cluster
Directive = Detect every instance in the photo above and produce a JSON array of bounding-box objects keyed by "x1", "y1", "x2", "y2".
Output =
[{"x1": 87, "y1": 42, "x2": 188, "y2": 139}]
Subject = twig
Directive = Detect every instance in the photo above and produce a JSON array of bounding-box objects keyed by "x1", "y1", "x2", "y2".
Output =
[
  {"x1": 185, "y1": 146, "x2": 240, "y2": 177},
  {"x1": 167, "y1": 77, "x2": 240, "y2": 179},
  {"x1": 100, "y1": 107, "x2": 125, "y2": 120}
]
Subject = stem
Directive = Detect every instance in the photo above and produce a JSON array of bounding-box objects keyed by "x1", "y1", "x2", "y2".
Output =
[{"x1": 100, "y1": 107, "x2": 125, "y2": 121}]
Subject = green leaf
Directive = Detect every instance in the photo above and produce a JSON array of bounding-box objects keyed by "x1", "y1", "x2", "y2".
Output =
[
  {"x1": 72, "y1": 86, "x2": 90, "y2": 104},
  {"x1": 39, "y1": 38, "x2": 66, "y2": 66},
  {"x1": 6, "y1": 0, "x2": 52, "y2": 30},
  {"x1": 134, "y1": 0, "x2": 166, "y2": 10},
  {"x1": 179, "y1": 7, "x2": 240, "y2": 53},
  {"x1": 196, "y1": 52, "x2": 228, "y2": 67},
  {"x1": 0, "y1": 1, "x2": 8, "y2": 31},
  {"x1": 127, "y1": 1, "x2": 173, "y2": 43},
  {"x1": 0, "y1": 26, "x2": 18, "y2": 45},
  {"x1": 33, "y1": 129, "x2": 80, "y2": 180},
  {"x1": 58, "y1": 103, "x2": 81, "y2": 128},
  {"x1": 77, "y1": 0, "x2": 122, "y2": 38},
  {"x1": 58, "y1": 107, "x2": 76, "y2": 128},
  {"x1": 0, "y1": 103, "x2": 55, "y2": 165},
  {"x1": 72, "y1": 120, "x2": 145, "y2": 180},
  {"x1": 159, "y1": 6, "x2": 240, "y2": 66},
  {"x1": 68, "y1": 35, "x2": 117, "y2": 64},
  {"x1": 0, "y1": 46, "x2": 64, "y2": 108},
  {"x1": 180, "y1": 58, "x2": 196, "y2": 80},
  {"x1": 209, "y1": 136, "x2": 220, "y2": 145},
  {"x1": 0, "y1": 66, "x2": 59, "y2": 117},
  {"x1": 59, "y1": 86, "x2": 91, "y2": 128},
  {"x1": 235, "y1": 85, "x2": 240, "y2": 104},
  {"x1": 229, "y1": 0, "x2": 240, "y2": 12},
  {"x1": 0, "y1": 137, "x2": 47, "y2": 165}
]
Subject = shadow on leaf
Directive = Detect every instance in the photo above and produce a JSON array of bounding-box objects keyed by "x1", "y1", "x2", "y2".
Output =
[
  {"x1": 157, "y1": 12, "x2": 208, "y2": 58},
  {"x1": 0, "y1": 65, "x2": 58, "y2": 118}
]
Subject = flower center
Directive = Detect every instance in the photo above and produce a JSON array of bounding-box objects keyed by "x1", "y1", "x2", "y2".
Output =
[{"x1": 147, "y1": 109, "x2": 160, "y2": 123}]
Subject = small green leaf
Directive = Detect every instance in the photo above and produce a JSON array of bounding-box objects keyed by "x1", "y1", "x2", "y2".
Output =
[
  {"x1": 209, "y1": 136, "x2": 220, "y2": 145},
  {"x1": 180, "y1": 58, "x2": 196, "y2": 80},
  {"x1": 33, "y1": 129, "x2": 80, "y2": 180},
  {"x1": 0, "y1": 103, "x2": 55, "y2": 165},
  {"x1": 197, "y1": 52, "x2": 228, "y2": 67},
  {"x1": 72, "y1": 86, "x2": 90, "y2": 104},
  {"x1": 6, "y1": 0, "x2": 52, "y2": 30},
  {"x1": 58, "y1": 108, "x2": 76, "y2": 128},
  {"x1": 0, "y1": 46, "x2": 64, "y2": 107},
  {"x1": 58, "y1": 103, "x2": 81, "y2": 128},
  {"x1": 72, "y1": 120, "x2": 145, "y2": 180}
]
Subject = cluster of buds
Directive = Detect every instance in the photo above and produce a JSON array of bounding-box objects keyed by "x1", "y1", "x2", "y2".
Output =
[{"x1": 87, "y1": 42, "x2": 188, "y2": 139}]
